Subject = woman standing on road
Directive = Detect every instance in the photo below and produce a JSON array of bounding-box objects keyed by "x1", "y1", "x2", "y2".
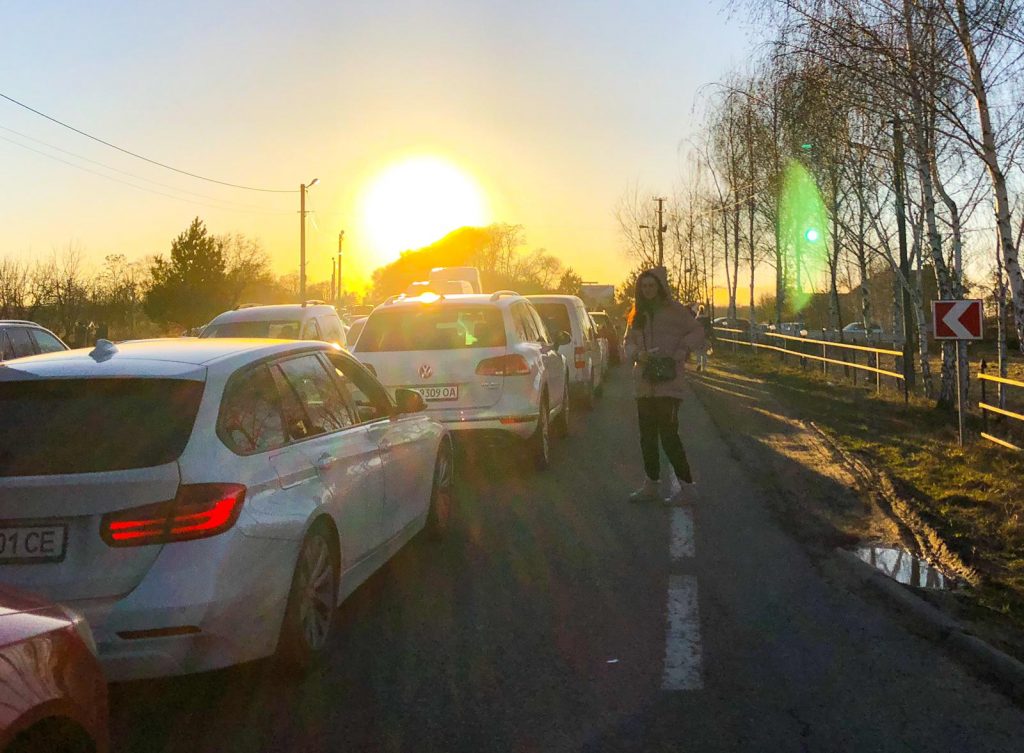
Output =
[{"x1": 622, "y1": 269, "x2": 705, "y2": 504}]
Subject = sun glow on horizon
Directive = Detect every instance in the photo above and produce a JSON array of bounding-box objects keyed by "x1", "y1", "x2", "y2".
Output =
[{"x1": 359, "y1": 156, "x2": 490, "y2": 265}]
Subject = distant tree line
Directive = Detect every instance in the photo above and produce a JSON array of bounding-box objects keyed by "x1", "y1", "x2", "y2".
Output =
[{"x1": 0, "y1": 218, "x2": 329, "y2": 345}]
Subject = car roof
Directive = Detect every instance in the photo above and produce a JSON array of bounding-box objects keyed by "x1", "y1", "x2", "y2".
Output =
[
  {"x1": 208, "y1": 304, "x2": 337, "y2": 324},
  {"x1": 0, "y1": 320, "x2": 50, "y2": 328},
  {"x1": 374, "y1": 293, "x2": 516, "y2": 311},
  {"x1": 0, "y1": 338, "x2": 335, "y2": 380},
  {"x1": 526, "y1": 295, "x2": 583, "y2": 305}
]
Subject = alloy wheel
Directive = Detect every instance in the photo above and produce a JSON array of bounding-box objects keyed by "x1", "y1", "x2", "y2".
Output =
[{"x1": 296, "y1": 534, "x2": 335, "y2": 652}]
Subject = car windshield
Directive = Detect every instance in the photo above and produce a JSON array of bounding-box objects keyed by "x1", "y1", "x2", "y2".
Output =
[
  {"x1": 532, "y1": 303, "x2": 573, "y2": 337},
  {"x1": 357, "y1": 306, "x2": 506, "y2": 351},
  {"x1": 201, "y1": 320, "x2": 301, "y2": 339},
  {"x1": 0, "y1": 378, "x2": 204, "y2": 476}
]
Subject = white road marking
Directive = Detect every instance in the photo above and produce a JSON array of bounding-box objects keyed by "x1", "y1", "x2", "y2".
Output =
[
  {"x1": 662, "y1": 574, "x2": 704, "y2": 690},
  {"x1": 670, "y1": 508, "x2": 695, "y2": 561}
]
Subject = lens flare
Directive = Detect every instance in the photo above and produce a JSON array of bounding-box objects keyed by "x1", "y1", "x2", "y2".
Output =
[{"x1": 778, "y1": 160, "x2": 828, "y2": 313}]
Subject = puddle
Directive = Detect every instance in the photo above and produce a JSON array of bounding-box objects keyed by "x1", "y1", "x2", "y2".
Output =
[{"x1": 852, "y1": 545, "x2": 954, "y2": 590}]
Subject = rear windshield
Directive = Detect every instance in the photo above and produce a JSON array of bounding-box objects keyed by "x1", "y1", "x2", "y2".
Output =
[
  {"x1": 0, "y1": 379, "x2": 204, "y2": 476},
  {"x1": 202, "y1": 320, "x2": 300, "y2": 339},
  {"x1": 358, "y1": 306, "x2": 506, "y2": 352},
  {"x1": 532, "y1": 303, "x2": 572, "y2": 337}
]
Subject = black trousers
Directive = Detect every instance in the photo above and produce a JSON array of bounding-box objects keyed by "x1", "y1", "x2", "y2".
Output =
[{"x1": 636, "y1": 397, "x2": 693, "y2": 483}]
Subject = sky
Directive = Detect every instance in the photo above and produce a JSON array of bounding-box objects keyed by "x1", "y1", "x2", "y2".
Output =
[{"x1": 0, "y1": 0, "x2": 755, "y2": 292}]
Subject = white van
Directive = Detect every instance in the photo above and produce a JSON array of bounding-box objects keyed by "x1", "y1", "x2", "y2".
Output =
[
  {"x1": 429, "y1": 267, "x2": 483, "y2": 294},
  {"x1": 526, "y1": 295, "x2": 604, "y2": 409}
]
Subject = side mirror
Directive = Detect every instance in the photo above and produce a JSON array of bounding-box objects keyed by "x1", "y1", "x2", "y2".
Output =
[
  {"x1": 555, "y1": 330, "x2": 572, "y2": 347},
  {"x1": 394, "y1": 388, "x2": 427, "y2": 414}
]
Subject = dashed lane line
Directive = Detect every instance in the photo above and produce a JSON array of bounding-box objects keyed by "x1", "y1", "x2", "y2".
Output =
[
  {"x1": 670, "y1": 507, "x2": 695, "y2": 561},
  {"x1": 662, "y1": 574, "x2": 704, "y2": 690},
  {"x1": 662, "y1": 504, "x2": 703, "y2": 690}
]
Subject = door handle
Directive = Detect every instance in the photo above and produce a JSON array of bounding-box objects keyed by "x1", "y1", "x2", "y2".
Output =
[{"x1": 314, "y1": 453, "x2": 337, "y2": 472}]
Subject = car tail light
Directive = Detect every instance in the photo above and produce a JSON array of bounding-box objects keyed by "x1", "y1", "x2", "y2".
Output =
[
  {"x1": 574, "y1": 346, "x2": 586, "y2": 369},
  {"x1": 101, "y1": 483, "x2": 247, "y2": 547},
  {"x1": 476, "y1": 354, "x2": 531, "y2": 376}
]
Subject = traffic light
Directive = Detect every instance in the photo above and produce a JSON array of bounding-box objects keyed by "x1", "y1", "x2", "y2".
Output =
[{"x1": 804, "y1": 228, "x2": 820, "y2": 243}]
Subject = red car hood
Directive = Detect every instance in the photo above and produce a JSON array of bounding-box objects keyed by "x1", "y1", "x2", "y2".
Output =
[{"x1": 0, "y1": 583, "x2": 70, "y2": 621}]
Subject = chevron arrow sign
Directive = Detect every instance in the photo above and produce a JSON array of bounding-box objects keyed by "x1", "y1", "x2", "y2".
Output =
[{"x1": 932, "y1": 299, "x2": 983, "y2": 340}]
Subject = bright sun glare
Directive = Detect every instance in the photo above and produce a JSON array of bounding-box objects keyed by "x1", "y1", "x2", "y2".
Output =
[{"x1": 360, "y1": 156, "x2": 489, "y2": 262}]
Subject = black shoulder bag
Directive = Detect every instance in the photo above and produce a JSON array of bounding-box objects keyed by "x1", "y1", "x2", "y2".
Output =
[{"x1": 641, "y1": 312, "x2": 677, "y2": 383}]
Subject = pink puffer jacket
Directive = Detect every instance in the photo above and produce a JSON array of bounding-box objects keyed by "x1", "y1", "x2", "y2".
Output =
[{"x1": 622, "y1": 300, "x2": 705, "y2": 399}]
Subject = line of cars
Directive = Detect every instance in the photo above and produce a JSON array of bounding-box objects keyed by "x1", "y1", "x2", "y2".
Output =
[
  {"x1": 0, "y1": 286, "x2": 617, "y2": 752},
  {"x1": 711, "y1": 316, "x2": 893, "y2": 345}
]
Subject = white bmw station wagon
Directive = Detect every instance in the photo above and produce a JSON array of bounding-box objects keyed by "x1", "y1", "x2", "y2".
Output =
[
  {"x1": 354, "y1": 292, "x2": 571, "y2": 469},
  {"x1": 0, "y1": 338, "x2": 452, "y2": 681}
]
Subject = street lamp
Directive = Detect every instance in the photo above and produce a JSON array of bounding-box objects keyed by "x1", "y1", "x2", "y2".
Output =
[{"x1": 300, "y1": 178, "x2": 319, "y2": 301}]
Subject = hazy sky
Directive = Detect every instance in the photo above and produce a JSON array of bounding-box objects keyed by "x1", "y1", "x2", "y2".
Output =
[{"x1": 1, "y1": 1, "x2": 754, "y2": 290}]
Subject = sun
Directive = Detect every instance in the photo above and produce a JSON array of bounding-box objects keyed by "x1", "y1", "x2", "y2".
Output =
[{"x1": 359, "y1": 156, "x2": 490, "y2": 262}]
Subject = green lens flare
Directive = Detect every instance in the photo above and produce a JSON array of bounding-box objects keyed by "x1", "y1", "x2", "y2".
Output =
[{"x1": 778, "y1": 160, "x2": 828, "y2": 313}]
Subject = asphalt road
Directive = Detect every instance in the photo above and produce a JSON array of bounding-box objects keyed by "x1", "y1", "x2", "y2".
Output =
[{"x1": 109, "y1": 368, "x2": 1024, "y2": 753}]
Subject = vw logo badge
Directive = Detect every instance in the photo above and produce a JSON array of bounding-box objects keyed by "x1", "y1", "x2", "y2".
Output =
[{"x1": 419, "y1": 364, "x2": 433, "y2": 380}]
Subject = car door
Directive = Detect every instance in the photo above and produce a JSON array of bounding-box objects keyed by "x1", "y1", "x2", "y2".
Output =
[
  {"x1": 324, "y1": 352, "x2": 435, "y2": 541},
  {"x1": 5, "y1": 327, "x2": 37, "y2": 359},
  {"x1": 524, "y1": 303, "x2": 566, "y2": 410},
  {"x1": 576, "y1": 304, "x2": 599, "y2": 386},
  {"x1": 0, "y1": 331, "x2": 14, "y2": 361},
  {"x1": 28, "y1": 329, "x2": 67, "y2": 354},
  {"x1": 274, "y1": 353, "x2": 384, "y2": 569},
  {"x1": 301, "y1": 318, "x2": 322, "y2": 342}
]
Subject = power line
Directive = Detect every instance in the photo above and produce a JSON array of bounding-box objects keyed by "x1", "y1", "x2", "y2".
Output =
[
  {"x1": 0, "y1": 134, "x2": 293, "y2": 216},
  {"x1": 0, "y1": 123, "x2": 286, "y2": 212},
  {"x1": 0, "y1": 91, "x2": 298, "y2": 193}
]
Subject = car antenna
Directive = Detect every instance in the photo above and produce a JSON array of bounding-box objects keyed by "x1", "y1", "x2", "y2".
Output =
[{"x1": 89, "y1": 339, "x2": 118, "y2": 363}]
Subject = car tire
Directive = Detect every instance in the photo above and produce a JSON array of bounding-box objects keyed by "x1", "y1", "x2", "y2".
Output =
[
  {"x1": 277, "y1": 522, "x2": 338, "y2": 671},
  {"x1": 552, "y1": 378, "x2": 570, "y2": 438},
  {"x1": 528, "y1": 394, "x2": 551, "y2": 470},
  {"x1": 426, "y1": 439, "x2": 455, "y2": 539}
]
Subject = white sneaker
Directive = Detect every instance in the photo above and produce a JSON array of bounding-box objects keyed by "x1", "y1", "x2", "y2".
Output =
[
  {"x1": 665, "y1": 482, "x2": 698, "y2": 506},
  {"x1": 629, "y1": 479, "x2": 660, "y2": 503}
]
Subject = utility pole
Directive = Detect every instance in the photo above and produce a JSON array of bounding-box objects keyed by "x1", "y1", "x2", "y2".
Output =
[
  {"x1": 655, "y1": 197, "x2": 667, "y2": 267},
  {"x1": 337, "y1": 230, "x2": 345, "y2": 308},
  {"x1": 299, "y1": 178, "x2": 319, "y2": 302},
  {"x1": 892, "y1": 118, "x2": 916, "y2": 394}
]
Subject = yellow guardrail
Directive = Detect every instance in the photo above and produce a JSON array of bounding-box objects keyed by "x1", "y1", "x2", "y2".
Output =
[
  {"x1": 980, "y1": 432, "x2": 1023, "y2": 452},
  {"x1": 978, "y1": 372, "x2": 1024, "y2": 452},
  {"x1": 978, "y1": 372, "x2": 1024, "y2": 389},
  {"x1": 762, "y1": 331, "x2": 903, "y2": 357},
  {"x1": 712, "y1": 327, "x2": 905, "y2": 383},
  {"x1": 713, "y1": 328, "x2": 1023, "y2": 452},
  {"x1": 715, "y1": 336, "x2": 904, "y2": 380}
]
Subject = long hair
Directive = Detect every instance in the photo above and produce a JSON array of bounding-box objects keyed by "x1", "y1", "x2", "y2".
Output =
[{"x1": 627, "y1": 270, "x2": 669, "y2": 328}]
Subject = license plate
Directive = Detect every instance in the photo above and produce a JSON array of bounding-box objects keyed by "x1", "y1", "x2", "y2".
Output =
[
  {"x1": 417, "y1": 385, "x2": 459, "y2": 402},
  {"x1": 0, "y1": 525, "x2": 67, "y2": 564}
]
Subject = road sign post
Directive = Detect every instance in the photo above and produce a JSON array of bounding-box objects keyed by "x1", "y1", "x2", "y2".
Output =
[{"x1": 932, "y1": 299, "x2": 984, "y2": 447}]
